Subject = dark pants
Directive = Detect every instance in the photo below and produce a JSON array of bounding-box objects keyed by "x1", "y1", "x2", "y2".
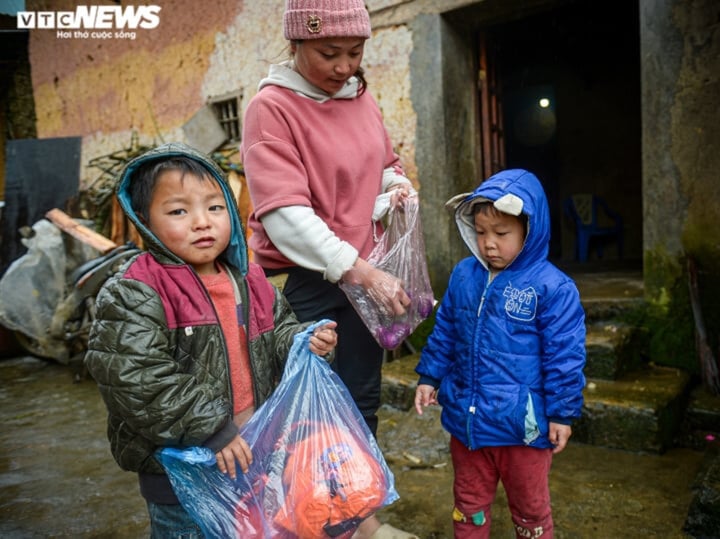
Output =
[
  {"x1": 269, "y1": 266, "x2": 384, "y2": 436},
  {"x1": 450, "y1": 437, "x2": 554, "y2": 538},
  {"x1": 147, "y1": 501, "x2": 204, "y2": 538}
]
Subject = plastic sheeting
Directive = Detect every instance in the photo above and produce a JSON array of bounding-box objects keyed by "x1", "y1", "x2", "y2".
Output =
[{"x1": 0, "y1": 219, "x2": 98, "y2": 361}]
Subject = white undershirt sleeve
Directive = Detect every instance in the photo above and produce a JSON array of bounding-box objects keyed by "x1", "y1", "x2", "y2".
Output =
[
  {"x1": 261, "y1": 168, "x2": 414, "y2": 283},
  {"x1": 373, "y1": 167, "x2": 415, "y2": 220},
  {"x1": 260, "y1": 206, "x2": 359, "y2": 283}
]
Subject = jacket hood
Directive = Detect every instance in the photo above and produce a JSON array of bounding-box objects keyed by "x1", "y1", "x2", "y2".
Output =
[
  {"x1": 446, "y1": 168, "x2": 550, "y2": 270},
  {"x1": 115, "y1": 142, "x2": 248, "y2": 275}
]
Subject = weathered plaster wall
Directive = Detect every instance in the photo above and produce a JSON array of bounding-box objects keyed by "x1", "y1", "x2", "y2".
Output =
[
  {"x1": 28, "y1": 1, "x2": 418, "y2": 191},
  {"x1": 670, "y1": 0, "x2": 720, "y2": 364},
  {"x1": 28, "y1": 0, "x2": 245, "y2": 187},
  {"x1": 640, "y1": 0, "x2": 720, "y2": 367},
  {"x1": 671, "y1": 1, "x2": 720, "y2": 260},
  {"x1": 641, "y1": 0, "x2": 686, "y2": 274},
  {"x1": 408, "y1": 13, "x2": 479, "y2": 290},
  {"x1": 202, "y1": 2, "x2": 285, "y2": 104},
  {"x1": 365, "y1": 27, "x2": 417, "y2": 183}
]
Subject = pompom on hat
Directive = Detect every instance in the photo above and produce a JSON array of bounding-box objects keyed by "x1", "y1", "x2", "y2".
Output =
[{"x1": 284, "y1": 0, "x2": 371, "y2": 40}]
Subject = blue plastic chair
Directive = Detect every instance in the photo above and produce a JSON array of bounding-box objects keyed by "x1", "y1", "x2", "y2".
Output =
[{"x1": 564, "y1": 194, "x2": 624, "y2": 262}]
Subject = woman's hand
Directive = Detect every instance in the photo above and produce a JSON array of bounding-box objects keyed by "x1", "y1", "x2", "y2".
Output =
[
  {"x1": 388, "y1": 184, "x2": 412, "y2": 209},
  {"x1": 343, "y1": 259, "x2": 410, "y2": 316}
]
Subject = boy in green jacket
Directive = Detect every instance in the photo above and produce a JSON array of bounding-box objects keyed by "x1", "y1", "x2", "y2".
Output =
[{"x1": 85, "y1": 142, "x2": 336, "y2": 537}]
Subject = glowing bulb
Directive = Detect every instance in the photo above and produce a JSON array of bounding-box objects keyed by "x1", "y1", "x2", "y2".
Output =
[{"x1": 539, "y1": 98, "x2": 550, "y2": 108}]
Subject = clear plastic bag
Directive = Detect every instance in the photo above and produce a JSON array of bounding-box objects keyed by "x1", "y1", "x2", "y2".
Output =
[
  {"x1": 157, "y1": 320, "x2": 399, "y2": 538},
  {"x1": 340, "y1": 195, "x2": 434, "y2": 349},
  {"x1": 0, "y1": 219, "x2": 99, "y2": 361}
]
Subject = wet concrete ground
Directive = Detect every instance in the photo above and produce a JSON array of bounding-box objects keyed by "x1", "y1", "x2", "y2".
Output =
[{"x1": 0, "y1": 354, "x2": 706, "y2": 538}]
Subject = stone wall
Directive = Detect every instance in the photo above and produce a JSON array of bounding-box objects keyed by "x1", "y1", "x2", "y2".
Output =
[{"x1": 640, "y1": 0, "x2": 720, "y2": 371}]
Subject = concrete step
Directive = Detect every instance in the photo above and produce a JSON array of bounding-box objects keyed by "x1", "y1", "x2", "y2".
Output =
[
  {"x1": 581, "y1": 296, "x2": 646, "y2": 325},
  {"x1": 381, "y1": 356, "x2": 692, "y2": 454},
  {"x1": 684, "y1": 440, "x2": 720, "y2": 537},
  {"x1": 682, "y1": 389, "x2": 720, "y2": 535},
  {"x1": 679, "y1": 386, "x2": 720, "y2": 450},
  {"x1": 584, "y1": 321, "x2": 648, "y2": 380},
  {"x1": 574, "y1": 365, "x2": 691, "y2": 453},
  {"x1": 381, "y1": 354, "x2": 419, "y2": 412}
]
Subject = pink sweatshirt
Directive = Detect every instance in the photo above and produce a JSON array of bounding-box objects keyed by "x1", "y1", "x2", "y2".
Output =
[{"x1": 242, "y1": 83, "x2": 402, "y2": 270}]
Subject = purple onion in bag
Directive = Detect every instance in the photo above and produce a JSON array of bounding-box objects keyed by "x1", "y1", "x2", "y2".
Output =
[
  {"x1": 377, "y1": 321, "x2": 411, "y2": 350},
  {"x1": 416, "y1": 294, "x2": 434, "y2": 318}
]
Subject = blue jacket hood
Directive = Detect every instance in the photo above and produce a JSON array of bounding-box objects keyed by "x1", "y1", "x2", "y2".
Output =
[
  {"x1": 115, "y1": 142, "x2": 248, "y2": 275},
  {"x1": 446, "y1": 169, "x2": 550, "y2": 271}
]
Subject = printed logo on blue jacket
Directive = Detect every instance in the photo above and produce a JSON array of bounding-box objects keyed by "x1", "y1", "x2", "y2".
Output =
[{"x1": 503, "y1": 283, "x2": 537, "y2": 322}]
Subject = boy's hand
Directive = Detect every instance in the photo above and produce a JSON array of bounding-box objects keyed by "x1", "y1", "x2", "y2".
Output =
[
  {"x1": 548, "y1": 422, "x2": 572, "y2": 454},
  {"x1": 414, "y1": 383, "x2": 438, "y2": 415},
  {"x1": 309, "y1": 321, "x2": 338, "y2": 357},
  {"x1": 215, "y1": 434, "x2": 252, "y2": 480}
]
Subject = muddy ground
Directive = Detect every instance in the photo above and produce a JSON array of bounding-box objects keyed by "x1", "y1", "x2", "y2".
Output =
[{"x1": 0, "y1": 355, "x2": 705, "y2": 538}]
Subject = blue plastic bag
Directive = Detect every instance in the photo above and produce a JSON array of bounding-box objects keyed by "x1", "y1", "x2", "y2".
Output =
[{"x1": 157, "y1": 320, "x2": 399, "y2": 538}]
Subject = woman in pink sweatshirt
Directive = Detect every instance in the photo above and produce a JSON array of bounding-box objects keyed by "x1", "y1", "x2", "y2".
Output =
[{"x1": 241, "y1": 1, "x2": 418, "y2": 538}]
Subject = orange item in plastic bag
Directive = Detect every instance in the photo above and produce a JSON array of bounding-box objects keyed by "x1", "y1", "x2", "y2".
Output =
[{"x1": 274, "y1": 423, "x2": 387, "y2": 538}]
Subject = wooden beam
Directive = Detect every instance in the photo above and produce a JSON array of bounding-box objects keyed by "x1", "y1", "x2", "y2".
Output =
[{"x1": 45, "y1": 208, "x2": 117, "y2": 253}]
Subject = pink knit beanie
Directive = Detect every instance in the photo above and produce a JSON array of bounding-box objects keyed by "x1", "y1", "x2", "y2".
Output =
[{"x1": 284, "y1": 0, "x2": 371, "y2": 40}]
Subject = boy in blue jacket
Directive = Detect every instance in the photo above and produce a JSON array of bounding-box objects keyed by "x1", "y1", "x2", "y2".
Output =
[{"x1": 414, "y1": 169, "x2": 586, "y2": 538}]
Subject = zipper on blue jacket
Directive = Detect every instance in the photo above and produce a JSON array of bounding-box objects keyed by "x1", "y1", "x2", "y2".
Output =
[
  {"x1": 476, "y1": 291, "x2": 486, "y2": 317},
  {"x1": 477, "y1": 271, "x2": 494, "y2": 317},
  {"x1": 468, "y1": 272, "x2": 493, "y2": 450}
]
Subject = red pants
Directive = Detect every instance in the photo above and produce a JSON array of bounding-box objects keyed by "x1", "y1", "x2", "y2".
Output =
[{"x1": 450, "y1": 437, "x2": 554, "y2": 538}]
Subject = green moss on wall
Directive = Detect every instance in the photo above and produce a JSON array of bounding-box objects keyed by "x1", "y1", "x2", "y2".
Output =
[
  {"x1": 685, "y1": 244, "x2": 720, "y2": 362},
  {"x1": 642, "y1": 247, "x2": 720, "y2": 378}
]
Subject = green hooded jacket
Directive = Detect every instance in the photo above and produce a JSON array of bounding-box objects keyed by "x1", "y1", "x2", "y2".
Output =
[{"x1": 85, "y1": 142, "x2": 312, "y2": 503}]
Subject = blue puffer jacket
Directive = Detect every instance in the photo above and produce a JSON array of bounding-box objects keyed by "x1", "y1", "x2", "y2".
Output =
[{"x1": 415, "y1": 169, "x2": 586, "y2": 450}]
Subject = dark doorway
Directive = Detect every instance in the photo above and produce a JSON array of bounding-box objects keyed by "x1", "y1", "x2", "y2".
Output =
[{"x1": 480, "y1": 0, "x2": 642, "y2": 263}]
